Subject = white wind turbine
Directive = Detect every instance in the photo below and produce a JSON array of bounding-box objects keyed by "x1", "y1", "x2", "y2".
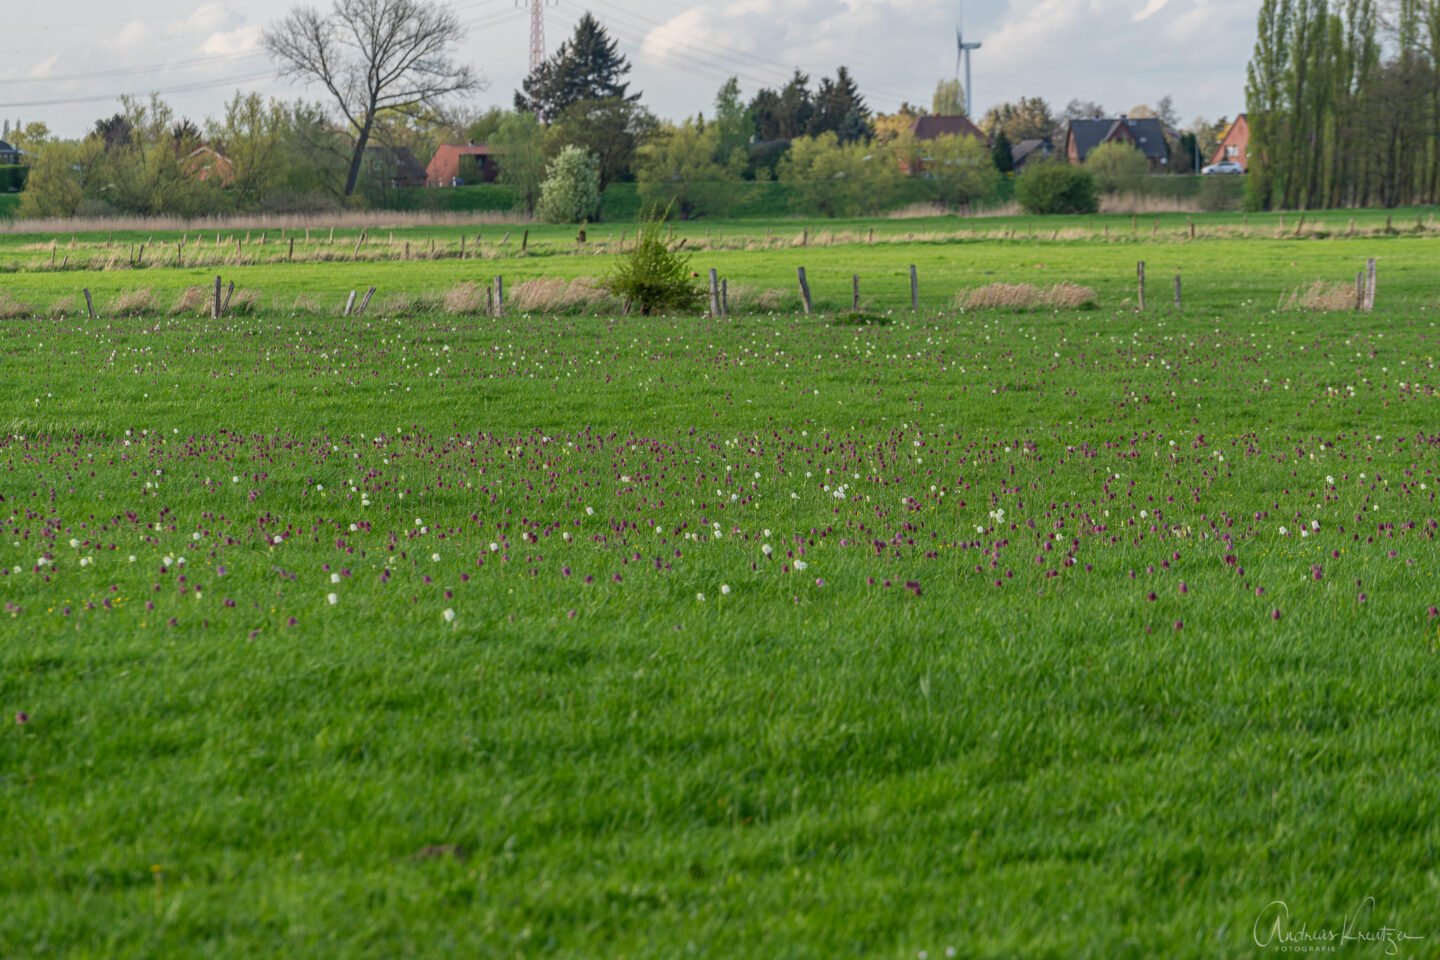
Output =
[{"x1": 955, "y1": 2, "x2": 982, "y2": 117}]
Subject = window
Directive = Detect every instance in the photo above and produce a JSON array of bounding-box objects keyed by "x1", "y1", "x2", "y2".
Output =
[{"x1": 1226, "y1": 145, "x2": 1238, "y2": 157}]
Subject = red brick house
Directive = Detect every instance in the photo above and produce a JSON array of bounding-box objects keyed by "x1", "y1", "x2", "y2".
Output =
[
  {"x1": 899, "y1": 115, "x2": 991, "y2": 175},
  {"x1": 182, "y1": 145, "x2": 234, "y2": 185},
  {"x1": 1209, "y1": 114, "x2": 1249, "y2": 170},
  {"x1": 1066, "y1": 117, "x2": 1169, "y2": 170},
  {"x1": 426, "y1": 141, "x2": 501, "y2": 187}
]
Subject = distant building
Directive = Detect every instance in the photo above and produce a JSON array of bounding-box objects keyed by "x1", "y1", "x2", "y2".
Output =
[
  {"x1": 899, "y1": 115, "x2": 991, "y2": 176},
  {"x1": 1209, "y1": 114, "x2": 1249, "y2": 171},
  {"x1": 426, "y1": 141, "x2": 501, "y2": 187},
  {"x1": 1010, "y1": 138, "x2": 1053, "y2": 170},
  {"x1": 0, "y1": 139, "x2": 21, "y2": 165},
  {"x1": 909, "y1": 115, "x2": 990, "y2": 144},
  {"x1": 363, "y1": 145, "x2": 428, "y2": 189},
  {"x1": 1066, "y1": 117, "x2": 1169, "y2": 170},
  {"x1": 182, "y1": 145, "x2": 234, "y2": 185}
]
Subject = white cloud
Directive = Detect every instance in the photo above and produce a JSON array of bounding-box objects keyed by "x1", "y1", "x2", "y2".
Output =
[
  {"x1": 201, "y1": 26, "x2": 262, "y2": 57},
  {"x1": 1133, "y1": 0, "x2": 1169, "y2": 22}
]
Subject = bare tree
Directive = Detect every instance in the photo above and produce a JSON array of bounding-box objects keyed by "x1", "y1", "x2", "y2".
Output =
[{"x1": 264, "y1": 0, "x2": 481, "y2": 196}]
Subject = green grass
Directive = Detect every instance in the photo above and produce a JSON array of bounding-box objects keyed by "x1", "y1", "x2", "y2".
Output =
[{"x1": 3, "y1": 210, "x2": 1440, "y2": 957}]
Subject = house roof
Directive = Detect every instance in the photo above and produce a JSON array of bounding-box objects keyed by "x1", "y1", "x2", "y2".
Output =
[
  {"x1": 910, "y1": 115, "x2": 990, "y2": 144},
  {"x1": 365, "y1": 144, "x2": 427, "y2": 180},
  {"x1": 0, "y1": 139, "x2": 18, "y2": 156},
  {"x1": 1069, "y1": 117, "x2": 1168, "y2": 161},
  {"x1": 1011, "y1": 138, "x2": 1051, "y2": 164}
]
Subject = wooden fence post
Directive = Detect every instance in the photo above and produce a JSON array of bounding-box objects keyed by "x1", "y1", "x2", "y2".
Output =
[
  {"x1": 460, "y1": 235, "x2": 466, "y2": 259},
  {"x1": 1365, "y1": 258, "x2": 1377, "y2": 312},
  {"x1": 1355, "y1": 271, "x2": 1364, "y2": 311},
  {"x1": 212, "y1": 275, "x2": 221, "y2": 320},
  {"x1": 852, "y1": 274, "x2": 860, "y2": 311},
  {"x1": 288, "y1": 237, "x2": 294, "y2": 262},
  {"x1": 223, "y1": 282, "x2": 234, "y2": 315},
  {"x1": 344, "y1": 291, "x2": 356, "y2": 317},
  {"x1": 910, "y1": 265, "x2": 919, "y2": 311},
  {"x1": 708, "y1": 268, "x2": 720, "y2": 318},
  {"x1": 721, "y1": 279, "x2": 728, "y2": 317},
  {"x1": 1173, "y1": 274, "x2": 1181, "y2": 310},
  {"x1": 357, "y1": 286, "x2": 376, "y2": 316},
  {"x1": 1137, "y1": 261, "x2": 1146, "y2": 311},
  {"x1": 494, "y1": 276, "x2": 505, "y2": 316},
  {"x1": 796, "y1": 267, "x2": 812, "y2": 315},
  {"x1": 83, "y1": 289, "x2": 95, "y2": 319}
]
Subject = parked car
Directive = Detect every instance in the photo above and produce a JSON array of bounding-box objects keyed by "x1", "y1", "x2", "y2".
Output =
[{"x1": 1202, "y1": 160, "x2": 1244, "y2": 175}]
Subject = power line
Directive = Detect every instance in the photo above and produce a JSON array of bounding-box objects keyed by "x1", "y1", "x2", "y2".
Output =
[
  {"x1": 0, "y1": 71, "x2": 274, "y2": 110},
  {"x1": 0, "y1": 51, "x2": 265, "y2": 86}
]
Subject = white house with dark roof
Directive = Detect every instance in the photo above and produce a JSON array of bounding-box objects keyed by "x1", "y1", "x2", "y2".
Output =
[{"x1": 0, "y1": 140, "x2": 20, "y2": 166}]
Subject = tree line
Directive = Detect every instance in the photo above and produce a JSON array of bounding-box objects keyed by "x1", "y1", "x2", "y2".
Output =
[{"x1": 1245, "y1": 0, "x2": 1440, "y2": 209}]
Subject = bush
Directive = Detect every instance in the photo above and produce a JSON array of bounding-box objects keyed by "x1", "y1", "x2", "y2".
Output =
[
  {"x1": 1084, "y1": 142, "x2": 1149, "y2": 194},
  {"x1": 0, "y1": 165, "x2": 28, "y2": 193},
  {"x1": 1014, "y1": 163, "x2": 1098, "y2": 214},
  {"x1": 539, "y1": 146, "x2": 601, "y2": 224},
  {"x1": 601, "y1": 209, "x2": 704, "y2": 315}
]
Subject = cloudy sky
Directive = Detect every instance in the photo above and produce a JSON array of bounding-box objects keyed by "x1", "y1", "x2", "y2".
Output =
[{"x1": 0, "y1": 0, "x2": 1256, "y2": 139}]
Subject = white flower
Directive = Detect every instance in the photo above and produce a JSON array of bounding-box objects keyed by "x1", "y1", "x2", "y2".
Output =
[
  {"x1": 976, "y1": 525, "x2": 985, "y2": 532},
  {"x1": 489, "y1": 542, "x2": 499, "y2": 552},
  {"x1": 232, "y1": 476, "x2": 240, "y2": 483},
  {"x1": 1326, "y1": 475, "x2": 1335, "y2": 484},
  {"x1": 79, "y1": 557, "x2": 90, "y2": 567},
  {"x1": 128, "y1": 555, "x2": 136, "y2": 563},
  {"x1": 620, "y1": 475, "x2": 630, "y2": 483},
  {"x1": 68, "y1": 538, "x2": 79, "y2": 548},
  {"x1": 1279, "y1": 526, "x2": 1288, "y2": 535},
  {"x1": 762, "y1": 544, "x2": 772, "y2": 555},
  {"x1": 586, "y1": 506, "x2": 594, "y2": 515},
  {"x1": 794, "y1": 559, "x2": 808, "y2": 571},
  {"x1": 443, "y1": 608, "x2": 456, "y2": 622},
  {"x1": 696, "y1": 592, "x2": 705, "y2": 601},
  {"x1": 331, "y1": 573, "x2": 340, "y2": 584},
  {"x1": 192, "y1": 532, "x2": 201, "y2": 541},
  {"x1": 350, "y1": 524, "x2": 357, "y2": 532},
  {"x1": 177, "y1": 558, "x2": 185, "y2": 566},
  {"x1": 763, "y1": 529, "x2": 771, "y2": 537},
  {"x1": 1140, "y1": 510, "x2": 1147, "y2": 519},
  {"x1": 1311, "y1": 520, "x2": 1319, "y2": 530},
  {"x1": 163, "y1": 556, "x2": 174, "y2": 566},
  {"x1": 656, "y1": 526, "x2": 663, "y2": 534},
  {"x1": 415, "y1": 518, "x2": 423, "y2": 526},
  {"x1": 273, "y1": 535, "x2": 283, "y2": 544},
  {"x1": 720, "y1": 584, "x2": 731, "y2": 595},
  {"x1": 431, "y1": 553, "x2": 440, "y2": 562},
  {"x1": 327, "y1": 593, "x2": 338, "y2": 605}
]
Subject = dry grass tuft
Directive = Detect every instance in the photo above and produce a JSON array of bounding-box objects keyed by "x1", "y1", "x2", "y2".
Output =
[
  {"x1": 0, "y1": 209, "x2": 530, "y2": 237},
  {"x1": 443, "y1": 281, "x2": 488, "y2": 315},
  {"x1": 291, "y1": 294, "x2": 321, "y2": 314},
  {"x1": 228, "y1": 289, "x2": 262, "y2": 315},
  {"x1": 49, "y1": 296, "x2": 76, "y2": 318},
  {"x1": 726, "y1": 285, "x2": 792, "y2": 314},
  {"x1": 509, "y1": 277, "x2": 617, "y2": 313},
  {"x1": 0, "y1": 292, "x2": 33, "y2": 319},
  {"x1": 954, "y1": 281, "x2": 1097, "y2": 311},
  {"x1": 1098, "y1": 193, "x2": 1202, "y2": 214},
  {"x1": 109, "y1": 287, "x2": 157, "y2": 317},
  {"x1": 1283, "y1": 280, "x2": 1358, "y2": 312},
  {"x1": 171, "y1": 285, "x2": 210, "y2": 316}
]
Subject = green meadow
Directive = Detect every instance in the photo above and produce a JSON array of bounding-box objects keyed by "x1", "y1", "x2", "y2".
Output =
[{"x1": 2, "y1": 208, "x2": 1439, "y2": 958}]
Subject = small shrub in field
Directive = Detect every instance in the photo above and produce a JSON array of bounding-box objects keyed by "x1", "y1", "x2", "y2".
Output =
[
  {"x1": 109, "y1": 287, "x2": 156, "y2": 317},
  {"x1": 954, "y1": 282, "x2": 1097, "y2": 311},
  {"x1": 1015, "y1": 163, "x2": 1098, "y2": 214},
  {"x1": 601, "y1": 212, "x2": 704, "y2": 316},
  {"x1": 1284, "y1": 281, "x2": 1356, "y2": 312},
  {"x1": 539, "y1": 146, "x2": 601, "y2": 224}
]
